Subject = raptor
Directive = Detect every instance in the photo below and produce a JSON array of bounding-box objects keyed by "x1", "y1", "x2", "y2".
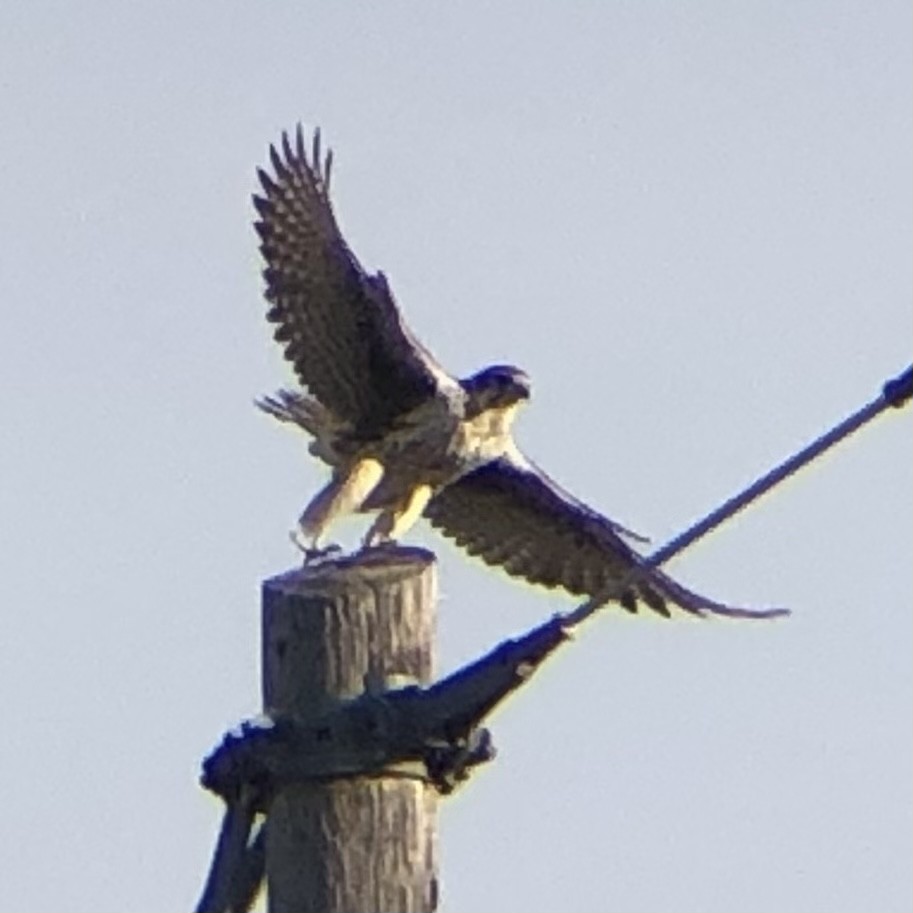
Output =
[{"x1": 254, "y1": 125, "x2": 780, "y2": 620}]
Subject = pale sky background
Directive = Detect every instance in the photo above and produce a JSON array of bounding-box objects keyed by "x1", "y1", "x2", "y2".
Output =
[{"x1": 1, "y1": 3, "x2": 910, "y2": 912}]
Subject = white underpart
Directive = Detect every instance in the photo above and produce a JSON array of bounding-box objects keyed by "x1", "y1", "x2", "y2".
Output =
[
  {"x1": 454, "y1": 402, "x2": 523, "y2": 465},
  {"x1": 285, "y1": 390, "x2": 526, "y2": 548}
]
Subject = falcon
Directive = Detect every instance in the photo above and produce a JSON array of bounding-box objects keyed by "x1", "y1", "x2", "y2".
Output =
[{"x1": 254, "y1": 125, "x2": 781, "y2": 619}]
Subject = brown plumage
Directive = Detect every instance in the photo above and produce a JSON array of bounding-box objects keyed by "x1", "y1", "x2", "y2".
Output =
[
  {"x1": 255, "y1": 125, "x2": 785, "y2": 620},
  {"x1": 254, "y1": 127, "x2": 444, "y2": 439}
]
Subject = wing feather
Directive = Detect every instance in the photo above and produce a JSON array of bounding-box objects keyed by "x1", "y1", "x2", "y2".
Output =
[
  {"x1": 425, "y1": 455, "x2": 784, "y2": 619},
  {"x1": 254, "y1": 125, "x2": 454, "y2": 437}
]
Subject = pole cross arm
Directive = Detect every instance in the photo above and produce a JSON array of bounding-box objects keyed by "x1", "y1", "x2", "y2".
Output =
[{"x1": 202, "y1": 613, "x2": 569, "y2": 804}]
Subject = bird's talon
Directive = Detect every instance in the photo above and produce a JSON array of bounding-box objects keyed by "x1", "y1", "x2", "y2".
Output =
[
  {"x1": 362, "y1": 538, "x2": 399, "y2": 553},
  {"x1": 289, "y1": 529, "x2": 342, "y2": 563},
  {"x1": 302, "y1": 544, "x2": 343, "y2": 565}
]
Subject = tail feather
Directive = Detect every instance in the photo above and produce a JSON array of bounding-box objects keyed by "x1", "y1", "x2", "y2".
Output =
[
  {"x1": 256, "y1": 389, "x2": 344, "y2": 467},
  {"x1": 256, "y1": 389, "x2": 324, "y2": 433}
]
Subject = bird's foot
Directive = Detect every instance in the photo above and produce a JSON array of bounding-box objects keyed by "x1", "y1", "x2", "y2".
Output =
[
  {"x1": 289, "y1": 529, "x2": 343, "y2": 564},
  {"x1": 304, "y1": 544, "x2": 343, "y2": 565},
  {"x1": 360, "y1": 537, "x2": 401, "y2": 554},
  {"x1": 356, "y1": 539, "x2": 404, "y2": 564}
]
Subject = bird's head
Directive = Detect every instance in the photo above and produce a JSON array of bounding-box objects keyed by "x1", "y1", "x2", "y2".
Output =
[{"x1": 462, "y1": 364, "x2": 532, "y2": 417}]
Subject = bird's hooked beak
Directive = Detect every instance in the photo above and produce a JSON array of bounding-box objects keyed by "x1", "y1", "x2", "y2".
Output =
[
  {"x1": 506, "y1": 369, "x2": 532, "y2": 404},
  {"x1": 463, "y1": 364, "x2": 532, "y2": 415}
]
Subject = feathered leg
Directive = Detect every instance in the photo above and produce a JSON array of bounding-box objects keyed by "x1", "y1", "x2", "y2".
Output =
[
  {"x1": 363, "y1": 483, "x2": 433, "y2": 548},
  {"x1": 293, "y1": 458, "x2": 385, "y2": 559}
]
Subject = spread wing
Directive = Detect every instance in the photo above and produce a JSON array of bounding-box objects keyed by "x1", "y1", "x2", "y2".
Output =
[
  {"x1": 254, "y1": 125, "x2": 454, "y2": 438},
  {"x1": 425, "y1": 454, "x2": 785, "y2": 619}
]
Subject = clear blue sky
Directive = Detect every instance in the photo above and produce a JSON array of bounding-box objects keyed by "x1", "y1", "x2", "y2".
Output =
[{"x1": 1, "y1": 3, "x2": 910, "y2": 911}]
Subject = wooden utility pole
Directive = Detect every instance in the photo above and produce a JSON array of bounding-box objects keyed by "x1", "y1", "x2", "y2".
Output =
[{"x1": 261, "y1": 546, "x2": 439, "y2": 913}]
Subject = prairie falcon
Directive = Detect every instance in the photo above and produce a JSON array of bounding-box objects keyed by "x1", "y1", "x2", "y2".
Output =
[{"x1": 254, "y1": 126, "x2": 780, "y2": 620}]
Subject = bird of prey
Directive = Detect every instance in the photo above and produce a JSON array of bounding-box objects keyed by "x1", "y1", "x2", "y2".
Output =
[{"x1": 254, "y1": 125, "x2": 781, "y2": 620}]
